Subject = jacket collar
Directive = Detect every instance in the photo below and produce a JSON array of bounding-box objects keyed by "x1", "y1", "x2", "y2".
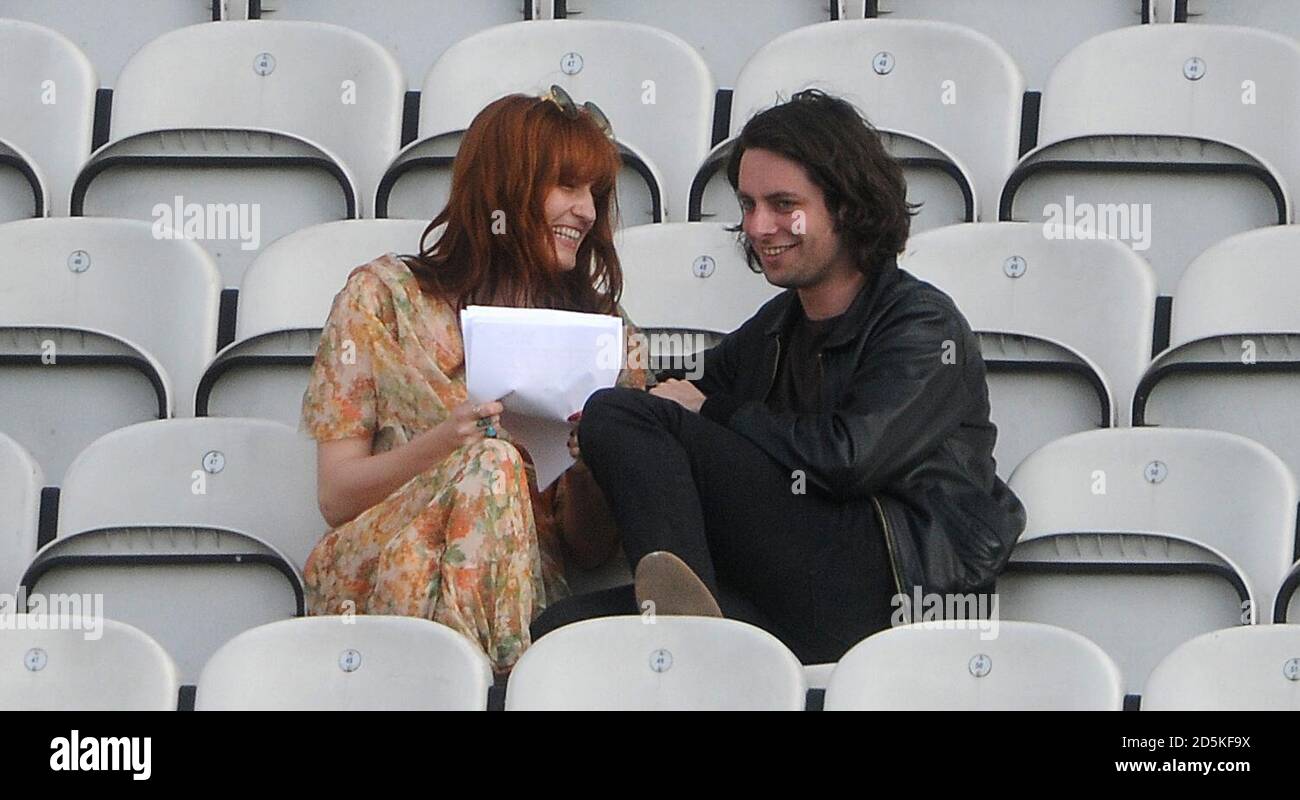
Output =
[{"x1": 763, "y1": 256, "x2": 900, "y2": 347}]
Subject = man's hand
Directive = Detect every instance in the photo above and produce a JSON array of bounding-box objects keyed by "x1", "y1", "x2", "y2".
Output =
[{"x1": 650, "y1": 379, "x2": 707, "y2": 413}]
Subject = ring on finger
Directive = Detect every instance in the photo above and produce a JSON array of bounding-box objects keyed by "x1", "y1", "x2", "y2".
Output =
[{"x1": 484, "y1": 424, "x2": 498, "y2": 439}]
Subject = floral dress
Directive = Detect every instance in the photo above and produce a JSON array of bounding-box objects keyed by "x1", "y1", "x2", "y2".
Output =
[{"x1": 300, "y1": 253, "x2": 645, "y2": 673}]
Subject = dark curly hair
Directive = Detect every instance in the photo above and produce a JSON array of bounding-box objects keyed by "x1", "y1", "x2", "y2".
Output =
[{"x1": 725, "y1": 89, "x2": 917, "y2": 276}]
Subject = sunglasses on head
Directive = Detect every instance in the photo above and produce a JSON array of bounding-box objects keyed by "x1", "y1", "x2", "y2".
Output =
[{"x1": 543, "y1": 84, "x2": 615, "y2": 140}]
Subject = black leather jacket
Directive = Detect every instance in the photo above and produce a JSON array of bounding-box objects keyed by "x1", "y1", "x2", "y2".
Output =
[{"x1": 693, "y1": 259, "x2": 1026, "y2": 597}]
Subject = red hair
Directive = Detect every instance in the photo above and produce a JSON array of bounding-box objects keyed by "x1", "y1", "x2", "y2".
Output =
[{"x1": 403, "y1": 94, "x2": 623, "y2": 315}]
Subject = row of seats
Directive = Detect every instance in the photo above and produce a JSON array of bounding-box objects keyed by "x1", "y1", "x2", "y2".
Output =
[
  {"x1": 2, "y1": 418, "x2": 1297, "y2": 691},
  {"x1": 2, "y1": 1, "x2": 1170, "y2": 90},
  {"x1": 3, "y1": 614, "x2": 1296, "y2": 710},
  {"x1": 6, "y1": 16, "x2": 1300, "y2": 275},
  {"x1": 4, "y1": 215, "x2": 1298, "y2": 488}
]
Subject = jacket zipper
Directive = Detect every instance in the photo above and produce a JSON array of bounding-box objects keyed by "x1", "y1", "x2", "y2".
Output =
[{"x1": 871, "y1": 495, "x2": 906, "y2": 607}]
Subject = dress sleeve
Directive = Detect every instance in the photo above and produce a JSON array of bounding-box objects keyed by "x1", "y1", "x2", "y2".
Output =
[{"x1": 300, "y1": 269, "x2": 390, "y2": 442}]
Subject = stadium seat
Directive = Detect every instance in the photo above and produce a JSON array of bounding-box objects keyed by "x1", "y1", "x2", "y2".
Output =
[
  {"x1": 246, "y1": 0, "x2": 533, "y2": 89},
  {"x1": 376, "y1": 20, "x2": 714, "y2": 224},
  {"x1": 616, "y1": 222, "x2": 782, "y2": 366},
  {"x1": 824, "y1": 622, "x2": 1125, "y2": 710},
  {"x1": 196, "y1": 218, "x2": 429, "y2": 426},
  {"x1": 899, "y1": 222, "x2": 1156, "y2": 475},
  {"x1": 195, "y1": 616, "x2": 493, "y2": 710},
  {"x1": 20, "y1": 417, "x2": 325, "y2": 681},
  {"x1": 1134, "y1": 227, "x2": 1300, "y2": 516},
  {"x1": 560, "y1": 0, "x2": 831, "y2": 89},
  {"x1": 1001, "y1": 24, "x2": 1300, "y2": 296},
  {"x1": 1182, "y1": 0, "x2": 1300, "y2": 37},
  {"x1": 692, "y1": 20, "x2": 1024, "y2": 229},
  {"x1": 1142, "y1": 624, "x2": 1300, "y2": 710},
  {"x1": 0, "y1": 217, "x2": 220, "y2": 482},
  {"x1": 0, "y1": 616, "x2": 179, "y2": 710},
  {"x1": 859, "y1": 0, "x2": 1147, "y2": 90},
  {"x1": 0, "y1": 18, "x2": 97, "y2": 216},
  {"x1": 1003, "y1": 427, "x2": 1299, "y2": 694},
  {"x1": 0, "y1": 432, "x2": 42, "y2": 595},
  {"x1": 0, "y1": 0, "x2": 220, "y2": 88},
  {"x1": 73, "y1": 20, "x2": 405, "y2": 287},
  {"x1": 0, "y1": 137, "x2": 45, "y2": 221},
  {"x1": 505, "y1": 616, "x2": 806, "y2": 710}
]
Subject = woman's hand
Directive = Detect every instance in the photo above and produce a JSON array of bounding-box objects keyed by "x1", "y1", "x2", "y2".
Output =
[
  {"x1": 566, "y1": 411, "x2": 586, "y2": 470},
  {"x1": 438, "y1": 399, "x2": 505, "y2": 451}
]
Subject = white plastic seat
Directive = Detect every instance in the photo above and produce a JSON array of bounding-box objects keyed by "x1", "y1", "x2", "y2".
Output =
[
  {"x1": 824, "y1": 622, "x2": 1124, "y2": 710},
  {"x1": 1142, "y1": 625, "x2": 1300, "y2": 710},
  {"x1": 0, "y1": 19, "x2": 97, "y2": 216},
  {"x1": 694, "y1": 20, "x2": 1023, "y2": 227},
  {"x1": 900, "y1": 222, "x2": 1156, "y2": 474},
  {"x1": 248, "y1": 0, "x2": 532, "y2": 89},
  {"x1": 0, "y1": 217, "x2": 220, "y2": 481},
  {"x1": 562, "y1": 0, "x2": 831, "y2": 89},
  {"x1": 0, "y1": 137, "x2": 46, "y2": 221},
  {"x1": 377, "y1": 20, "x2": 714, "y2": 224},
  {"x1": 857, "y1": 0, "x2": 1146, "y2": 90},
  {"x1": 0, "y1": 616, "x2": 179, "y2": 710},
  {"x1": 23, "y1": 417, "x2": 326, "y2": 681},
  {"x1": 1184, "y1": 0, "x2": 1300, "y2": 38},
  {"x1": 1004, "y1": 427, "x2": 1299, "y2": 693},
  {"x1": 0, "y1": 0, "x2": 219, "y2": 88},
  {"x1": 1134, "y1": 226, "x2": 1300, "y2": 508},
  {"x1": 74, "y1": 20, "x2": 405, "y2": 286},
  {"x1": 1001, "y1": 24, "x2": 1300, "y2": 295},
  {"x1": 195, "y1": 616, "x2": 493, "y2": 710},
  {"x1": 0, "y1": 433, "x2": 42, "y2": 595},
  {"x1": 196, "y1": 218, "x2": 429, "y2": 426},
  {"x1": 505, "y1": 616, "x2": 807, "y2": 710},
  {"x1": 615, "y1": 222, "x2": 782, "y2": 368}
]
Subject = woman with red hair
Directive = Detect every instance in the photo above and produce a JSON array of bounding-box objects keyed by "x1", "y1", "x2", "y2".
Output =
[{"x1": 300, "y1": 90, "x2": 643, "y2": 674}]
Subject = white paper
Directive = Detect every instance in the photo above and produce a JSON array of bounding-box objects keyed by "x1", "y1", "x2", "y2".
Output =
[{"x1": 461, "y1": 305, "x2": 623, "y2": 488}]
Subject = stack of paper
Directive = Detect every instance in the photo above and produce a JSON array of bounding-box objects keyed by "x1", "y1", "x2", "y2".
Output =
[{"x1": 461, "y1": 305, "x2": 623, "y2": 488}]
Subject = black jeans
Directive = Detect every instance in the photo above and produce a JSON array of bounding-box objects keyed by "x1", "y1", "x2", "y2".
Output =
[{"x1": 530, "y1": 387, "x2": 897, "y2": 664}]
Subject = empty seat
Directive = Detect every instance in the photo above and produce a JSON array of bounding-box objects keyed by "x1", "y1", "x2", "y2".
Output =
[
  {"x1": 1183, "y1": 0, "x2": 1300, "y2": 37},
  {"x1": 0, "y1": 432, "x2": 42, "y2": 595},
  {"x1": 859, "y1": 0, "x2": 1146, "y2": 90},
  {"x1": 0, "y1": 18, "x2": 97, "y2": 216},
  {"x1": 73, "y1": 20, "x2": 405, "y2": 286},
  {"x1": 1001, "y1": 24, "x2": 1300, "y2": 296},
  {"x1": 0, "y1": 217, "x2": 220, "y2": 481},
  {"x1": 0, "y1": 616, "x2": 179, "y2": 710},
  {"x1": 195, "y1": 616, "x2": 493, "y2": 710},
  {"x1": 1004, "y1": 427, "x2": 1298, "y2": 694},
  {"x1": 0, "y1": 0, "x2": 219, "y2": 87},
  {"x1": 197, "y1": 218, "x2": 429, "y2": 426},
  {"x1": 693, "y1": 20, "x2": 1024, "y2": 229},
  {"x1": 900, "y1": 222, "x2": 1156, "y2": 475},
  {"x1": 561, "y1": 0, "x2": 831, "y2": 89},
  {"x1": 248, "y1": 0, "x2": 532, "y2": 89},
  {"x1": 1142, "y1": 624, "x2": 1300, "y2": 710},
  {"x1": 1134, "y1": 226, "x2": 1300, "y2": 510},
  {"x1": 377, "y1": 20, "x2": 714, "y2": 224},
  {"x1": 505, "y1": 616, "x2": 806, "y2": 710},
  {"x1": 0, "y1": 137, "x2": 44, "y2": 222},
  {"x1": 824, "y1": 622, "x2": 1124, "y2": 710},
  {"x1": 21, "y1": 417, "x2": 325, "y2": 681},
  {"x1": 616, "y1": 222, "x2": 782, "y2": 365}
]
